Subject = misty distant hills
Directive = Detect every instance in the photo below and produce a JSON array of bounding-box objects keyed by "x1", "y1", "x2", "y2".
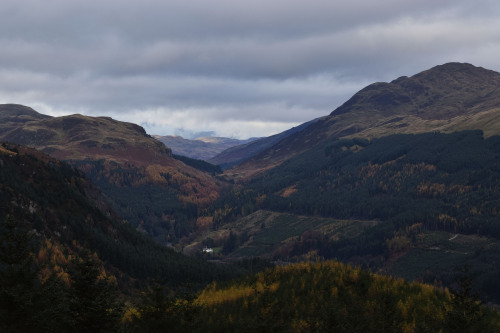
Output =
[{"x1": 153, "y1": 134, "x2": 257, "y2": 161}]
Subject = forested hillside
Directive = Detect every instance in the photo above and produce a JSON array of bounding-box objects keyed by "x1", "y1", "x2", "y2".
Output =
[
  {"x1": 0, "y1": 142, "x2": 265, "y2": 332},
  {"x1": 125, "y1": 261, "x2": 500, "y2": 332},
  {"x1": 0, "y1": 104, "x2": 223, "y2": 245},
  {"x1": 201, "y1": 130, "x2": 500, "y2": 301},
  {"x1": 0, "y1": 143, "x2": 238, "y2": 286}
]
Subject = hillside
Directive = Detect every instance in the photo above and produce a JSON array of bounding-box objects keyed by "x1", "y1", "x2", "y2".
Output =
[
  {"x1": 0, "y1": 142, "x2": 250, "y2": 332},
  {"x1": 200, "y1": 130, "x2": 500, "y2": 302},
  {"x1": 227, "y1": 63, "x2": 500, "y2": 179},
  {"x1": 0, "y1": 108, "x2": 172, "y2": 163},
  {"x1": 209, "y1": 117, "x2": 320, "y2": 169},
  {"x1": 191, "y1": 63, "x2": 500, "y2": 303},
  {"x1": 0, "y1": 142, "x2": 235, "y2": 287},
  {"x1": 0, "y1": 105, "x2": 223, "y2": 245},
  {"x1": 0, "y1": 104, "x2": 51, "y2": 137},
  {"x1": 125, "y1": 261, "x2": 500, "y2": 332},
  {"x1": 154, "y1": 135, "x2": 256, "y2": 161}
]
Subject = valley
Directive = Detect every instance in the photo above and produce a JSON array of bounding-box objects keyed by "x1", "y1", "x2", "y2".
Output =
[
  {"x1": 2, "y1": 62, "x2": 500, "y2": 331},
  {"x1": 154, "y1": 134, "x2": 257, "y2": 161}
]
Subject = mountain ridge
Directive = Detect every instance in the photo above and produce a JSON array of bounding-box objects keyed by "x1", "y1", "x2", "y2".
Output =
[
  {"x1": 189, "y1": 63, "x2": 500, "y2": 302},
  {"x1": 226, "y1": 62, "x2": 500, "y2": 180},
  {"x1": 1, "y1": 111, "x2": 171, "y2": 164},
  {"x1": 0, "y1": 104, "x2": 51, "y2": 136},
  {"x1": 332, "y1": 62, "x2": 500, "y2": 119}
]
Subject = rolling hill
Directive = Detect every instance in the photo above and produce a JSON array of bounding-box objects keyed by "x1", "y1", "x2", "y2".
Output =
[
  {"x1": 0, "y1": 105, "x2": 224, "y2": 244},
  {"x1": 187, "y1": 261, "x2": 500, "y2": 332},
  {"x1": 0, "y1": 104, "x2": 171, "y2": 163}
]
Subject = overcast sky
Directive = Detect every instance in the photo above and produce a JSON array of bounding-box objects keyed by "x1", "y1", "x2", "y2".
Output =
[{"x1": 1, "y1": 0, "x2": 499, "y2": 139}]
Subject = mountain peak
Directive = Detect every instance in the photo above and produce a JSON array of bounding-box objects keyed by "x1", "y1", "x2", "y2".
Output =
[
  {"x1": 426, "y1": 61, "x2": 490, "y2": 73},
  {"x1": 331, "y1": 62, "x2": 500, "y2": 120},
  {"x1": 411, "y1": 62, "x2": 500, "y2": 87},
  {"x1": 0, "y1": 104, "x2": 52, "y2": 137},
  {"x1": 0, "y1": 103, "x2": 51, "y2": 121}
]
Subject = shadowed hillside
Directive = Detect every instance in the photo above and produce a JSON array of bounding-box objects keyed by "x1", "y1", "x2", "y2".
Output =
[
  {"x1": 209, "y1": 117, "x2": 320, "y2": 169},
  {"x1": 0, "y1": 105, "x2": 224, "y2": 245},
  {"x1": 0, "y1": 143, "x2": 236, "y2": 287}
]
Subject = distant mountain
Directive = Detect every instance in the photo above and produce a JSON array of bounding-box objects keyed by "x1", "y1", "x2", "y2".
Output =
[
  {"x1": 227, "y1": 63, "x2": 500, "y2": 179},
  {"x1": 154, "y1": 134, "x2": 257, "y2": 161},
  {"x1": 0, "y1": 105, "x2": 223, "y2": 244},
  {"x1": 209, "y1": 118, "x2": 320, "y2": 169}
]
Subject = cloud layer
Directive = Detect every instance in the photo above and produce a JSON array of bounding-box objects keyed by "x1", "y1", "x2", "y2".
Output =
[{"x1": 1, "y1": 0, "x2": 499, "y2": 138}]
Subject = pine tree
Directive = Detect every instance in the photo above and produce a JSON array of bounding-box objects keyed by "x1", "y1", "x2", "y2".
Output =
[
  {"x1": 32, "y1": 273, "x2": 73, "y2": 333},
  {"x1": 68, "y1": 252, "x2": 122, "y2": 333},
  {"x1": 0, "y1": 216, "x2": 39, "y2": 332},
  {"x1": 445, "y1": 265, "x2": 487, "y2": 333},
  {"x1": 128, "y1": 283, "x2": 199, "y2": 333}
]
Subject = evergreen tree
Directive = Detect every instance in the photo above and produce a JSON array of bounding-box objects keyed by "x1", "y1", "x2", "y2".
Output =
[
  {"x1": 68, "y1": 252, "x2": 122, "y2": 333},
  {"x1": 445, "y1": 265, "x2": 487, "y2": 333},
  {"x1": 222, "y1": 231, "x2": 238, "y2": 254},
  {"x1": 32, "y1": 273, "x2": 73, "y2": 333},
  {"x1": 132, "y1": 284, "x2": 171, "y2": 332},
  {"x1": 127, "y1": 283, "x2": 199, "y2": 333},
  {"x1": 0, "y1": 216, "x2": 38, "y2": 333}
]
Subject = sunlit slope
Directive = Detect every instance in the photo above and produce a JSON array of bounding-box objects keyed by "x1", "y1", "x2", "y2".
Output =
[{"x1": 193, "y1": 261, "x2": 500, "y2": 332}]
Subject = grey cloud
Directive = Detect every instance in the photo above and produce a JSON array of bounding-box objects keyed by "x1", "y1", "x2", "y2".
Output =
[{"x1": 1, "y1": 0, "x2": 500, "y2": 138}]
